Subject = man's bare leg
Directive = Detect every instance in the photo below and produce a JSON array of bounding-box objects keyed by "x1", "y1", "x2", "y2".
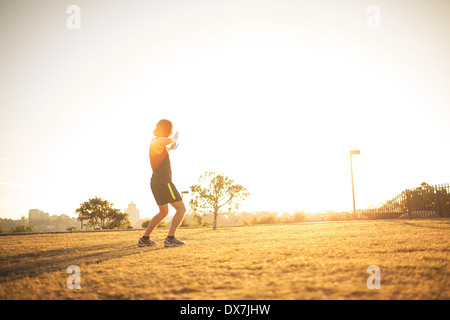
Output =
[
  {"x1": 143, "y1": 204, "x2": 169, "y2": 237},
  {"x1": 168, "y1": 201, "x2": 186, "y2": 237}
]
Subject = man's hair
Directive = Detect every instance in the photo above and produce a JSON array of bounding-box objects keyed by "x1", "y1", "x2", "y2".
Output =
[{"x1": 153, "y1": 119, "x2": 173, "y2": 137}]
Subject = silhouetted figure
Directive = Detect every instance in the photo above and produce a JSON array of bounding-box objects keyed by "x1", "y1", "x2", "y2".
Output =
[{"x1": 138, "y1": 119, "x2": 186, "y2": 247}]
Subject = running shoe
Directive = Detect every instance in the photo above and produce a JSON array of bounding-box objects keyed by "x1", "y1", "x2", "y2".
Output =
[
  {"x1": 164, "y1": 236, "x2": 186, "y2": 247},
  {"x1": 138, "y1": 237, "x2": 158, "y2": 247}
]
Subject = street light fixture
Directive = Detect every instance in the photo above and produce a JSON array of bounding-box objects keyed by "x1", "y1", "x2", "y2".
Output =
[{"x1": 350, "y1": 150, "x2": 360, "y2": 216}]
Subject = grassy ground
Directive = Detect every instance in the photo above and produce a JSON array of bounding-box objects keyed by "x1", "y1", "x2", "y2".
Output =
[{"x1": 0, "y1": 219, "x2": 449, "y2": 300}]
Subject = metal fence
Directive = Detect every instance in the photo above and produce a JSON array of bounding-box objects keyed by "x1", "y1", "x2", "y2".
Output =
[{"x1": 307, "y1": 183, "x2": 450, "y2": 222}]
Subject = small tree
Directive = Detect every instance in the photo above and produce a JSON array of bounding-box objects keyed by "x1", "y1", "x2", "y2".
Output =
[
  {"x1": 76, "y1": 197, "x2": 131, "y2": 230},
  {"x1": 189, "y1": 171, "x2": 249, "y2": 230}
]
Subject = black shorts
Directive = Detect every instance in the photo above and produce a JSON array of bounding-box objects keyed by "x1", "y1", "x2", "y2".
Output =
[{"x1": 150, "y1": 179, "x2": 182, "y2": 206}]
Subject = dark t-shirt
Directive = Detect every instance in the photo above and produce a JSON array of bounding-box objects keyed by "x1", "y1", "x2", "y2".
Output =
[{"x1": 149, "y1": 141, "x2": 172, "y2": 181}]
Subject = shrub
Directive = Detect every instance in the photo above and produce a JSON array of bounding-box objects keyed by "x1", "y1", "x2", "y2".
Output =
[
  {"x1": 257, "y1": 214, "x2": 278, "y2": 224},
  {"x1": 142, "y1": 219, "x2": 167, "y2": 228},
  {"x1": 157, "y1": 220, "x2": 167, "y2": 228},
  {"x1": 292, "y1": 211, "x2": 306, "y2": 222},
  {"x1": 11, "y1": 224, "x2": 34, "y2": 233},
  {"x1": 142, "y1": 219, "x2": 151, "y2": 228},
  {"x1": 180, "y1": 217, "x2": 190, "y2": 227}
]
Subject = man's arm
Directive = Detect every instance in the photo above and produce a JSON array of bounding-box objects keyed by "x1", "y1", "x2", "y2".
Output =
[{"x1": 151, "y1": 137, "x2": 175, "y2": 154}]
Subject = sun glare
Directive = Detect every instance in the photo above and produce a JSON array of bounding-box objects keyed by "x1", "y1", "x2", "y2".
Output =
[
  {"x1": 24, "y1": 26, "x2": 436, "y2": 218},
  {"x1": 1, "y1": 0, "x2": 449, "y2": 220}
]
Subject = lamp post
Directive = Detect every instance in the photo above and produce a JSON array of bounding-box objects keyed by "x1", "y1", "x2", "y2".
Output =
[{"x1": 350, "y1": 150, "x2": 360, "y2": 216}]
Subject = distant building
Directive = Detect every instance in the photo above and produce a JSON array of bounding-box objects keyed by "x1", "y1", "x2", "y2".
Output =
[
  {"x1": 28, "y1": 209, "x2": 49, "y2": 220},
  {"x1": 125, "y1": 202, "x2": 141, "y2": 228},
  {"x1": 1, "y1": 210, "x2": 79, "y2": 232}
]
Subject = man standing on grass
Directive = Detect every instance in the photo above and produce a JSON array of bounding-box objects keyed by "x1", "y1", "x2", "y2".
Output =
[{"x1": 138, "y1": 119, "x2": 186, "y2": 248}]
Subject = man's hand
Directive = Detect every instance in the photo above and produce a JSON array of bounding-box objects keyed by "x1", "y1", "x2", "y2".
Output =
[
  {"x1": 152, "y1": 131, "x2": 179, "y2": 154},
  {"x1": 169, "y1": 142, "x2": 179, "y2": 151},
  {"x1": 168, "y1": 131, "x2": 179, "y2": 151}
]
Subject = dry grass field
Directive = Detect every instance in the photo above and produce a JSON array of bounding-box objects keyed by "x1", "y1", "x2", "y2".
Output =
[{"x1": 0, "y1": 219, "x2": 449, "y2": 300}]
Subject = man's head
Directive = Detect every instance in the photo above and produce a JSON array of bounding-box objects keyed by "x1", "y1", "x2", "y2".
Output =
[{"x1": 153, "y1": 119, "x2": 173, "y2": 137}]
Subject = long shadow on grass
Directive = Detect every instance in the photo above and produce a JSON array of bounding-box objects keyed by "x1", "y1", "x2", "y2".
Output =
[
  {"x1": 0, "y1": 242, "x2": 163, "y2": 284},
  {"x1": 397, "y1": 220, "x2": 450, "y2": 230},
  {"x1": 0, "y1": 244, "x2": 121, "y2": 263}
]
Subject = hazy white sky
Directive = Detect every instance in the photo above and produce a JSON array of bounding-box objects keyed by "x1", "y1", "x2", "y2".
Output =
[{"x1": 1, "y1": 0, "x2": 449, "y2": 220}]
